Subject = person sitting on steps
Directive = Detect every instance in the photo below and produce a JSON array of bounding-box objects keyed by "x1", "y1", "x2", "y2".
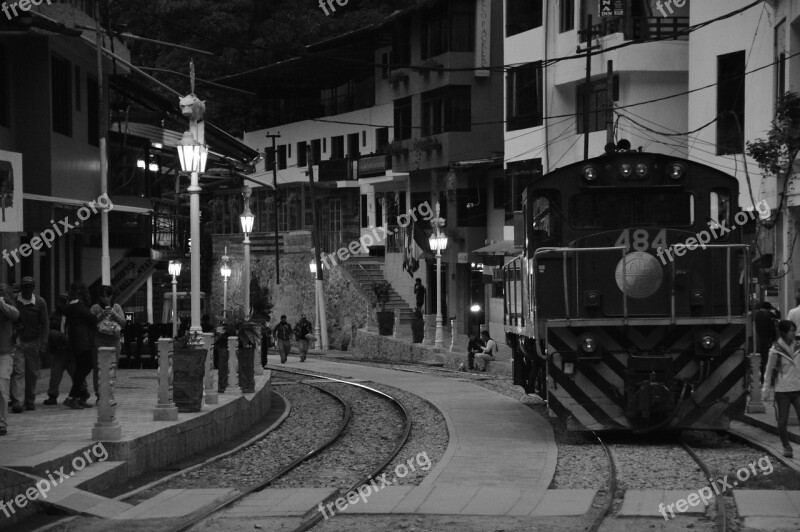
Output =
[{"x1": 475, "y1": 330, "x2": 497, "y2": 372}]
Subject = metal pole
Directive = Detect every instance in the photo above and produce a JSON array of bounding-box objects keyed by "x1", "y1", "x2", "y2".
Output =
[
  {"x1": 606, "y1": 60, "x2": 615, "y2": 145},
  {"x1": 307, "y1": 146, "x2": 329, "y2": 349},
  {"x1": 188, "y1": 61, "x2": 204, "y2": 334},
  {"x1": 583, "y1": 14, "x2": 593, "y2": 162},
  {"x1": 172, "y1": 274, "x2": 178, "y2": 338},
  {"x1": 95, "y1": 5, "x2": 110, "y2": 285},
  {"x1": 434, "y1": 203, "x2": 444, "y2": 348},
  {"x1": 243, "y1": 186, "x2": 252, "y2": 317},
  {"x1": 222, "y1": 277, "x2": 228, "y2": 316},
  {"x1": 266, "y1": 133, "x2": 281, "y2": 285}
]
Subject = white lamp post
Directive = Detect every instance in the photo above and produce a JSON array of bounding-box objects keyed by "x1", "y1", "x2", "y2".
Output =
[
  {"x1": 168, "y1": 260, "x2": 182, "y2": 338},
  {"x1": 429, "y1": 204, "x2": 448, "y2": 349},
  {"x1": 240, "y1": 186, "x2": 255, "y2": 317},
  {"x1": 309, "y1": 260, "x2": 323, "y2": 344},
  {"x1": 220, "y1": 247, "x2": 231, "y2": 317},
  {"x1": 177, "y1": 128, "x2": 208, "y2": 335}
]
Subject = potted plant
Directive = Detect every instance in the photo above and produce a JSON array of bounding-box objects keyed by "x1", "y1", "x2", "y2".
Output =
[
  {"x1": 411, "y1": 308, "x2": 425, "y2": 343},
  {"x1": 173, "y1": 329, "x2": 207, "y2": 412},
  {"x1": 372, "y1": 280, "x2": 394, "y2": 336}
]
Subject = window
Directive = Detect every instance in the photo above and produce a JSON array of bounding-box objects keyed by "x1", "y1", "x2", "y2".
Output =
[
  {"x1": 421, "y1": 86, "x2": 471, "y2": 136},
  {"x1": 87, "y1": 76, "x2": 98, "y2": 146},
  {"x1": 361, "y1": 195, "x2": 369, "y2": 227},
  {"x1": 457, "y1": 188, "x2": 487, "y2": 227},
  {"x1": 0, "y1": 44, "x2": 8, "y2": 127},
  {"x1": 710, "y1": 189, "x2": 731, "y2": 230},
  {"x1": 311, "y1": 139, "x2": 321, "y2": 164},
  {"x1": 776, "y1": 21, "x2": 786, "y2": 109},
  {"x1": 576, "y1": 75, "x2": 619, "y2": 134},
  {"x1": 507, "y1": 0, "x2": 542, "y2": 37},
  {"x1": 506, "y1": 159, "x2": 542, "y2": 222},
  {"x1": 376, "y1": 127, "x2": 389, "y2": 153},
  {"x1": 331, "y1": 136, "x2": 345, "y2": 159},
  {"x1": 569, "y1": 191, "x2": 693, "y2": 229},
  {"x1": 392, "y1": 20, "x2": 411, "y2": 68},
  {"x1": 394, "y1": 97, "x2": 412, "y2": 140},
  {"x1": 51, "y1": 55, "x2": 72, "y2": 136},
  {"x1": 265, "y1": 146, "x2": 276, "y2": 170},
  {"x1": 381, "y1": 53, "x2": 390, "y2": 79},
  {"x1": 288, "y1": 144, "x2": 292, "y2": 159},
  {"x1": 529, "y1": 193, "x2": 560, "y2": 246},
  {"x1": 278, "y1": 201, "x2": 289, "y2": 232},
  {"x1": 74, "y1": 65, "x2": 81, "y2": 111},
  {"x1": 329, "y1": 198, "x2": 342, "y2": 233},
  {"x1": 277, "y1": 145, "x2": 287, "y2": 170},
  {"x1": 717, "y1": 51, "x2": 746, "y2": 155},
  {"x1": 507, "y1": 61, "x2": 543, "y2": 131},
  {"x1": 421, "y1": 3, "x2": 474, "y2": 59},
  {"x1": 323, "y1": 137, "x2": 327, "y2": 153},
  {"x1": 560, "y1": 0, "x2": 575, "y2": 33},
  {"x1": 298, "y1": 141, "x2": 308, "y2": 167},
  {"x1": 362, "y1": 131, "x2": 367, "y2": 147}
]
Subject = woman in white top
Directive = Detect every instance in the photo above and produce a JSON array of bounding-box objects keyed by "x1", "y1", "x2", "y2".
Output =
[
  {"x1": 762, "y1": 319, "x2": 800, "y2": 458},
  {"x1": 475, "y1": 330, "x2": 497, "y2": 372}
]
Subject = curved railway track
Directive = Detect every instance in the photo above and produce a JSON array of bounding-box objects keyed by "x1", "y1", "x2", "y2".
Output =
[
  {"x1": 168, "y1": 367, "x2": 412, "y2": 532},
  {"x1": 589, "y1": 434, "x2": 728, "y2": 532}
]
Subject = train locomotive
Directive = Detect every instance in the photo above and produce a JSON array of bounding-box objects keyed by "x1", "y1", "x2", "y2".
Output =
[{"x1": 503, "y1": 149, "x2": 753, "y2": 432}]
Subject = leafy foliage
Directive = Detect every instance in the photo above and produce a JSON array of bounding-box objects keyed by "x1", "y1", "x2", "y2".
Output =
[
  {"x1": 746, "y1": 92, "x2": 800, "y2": 176},
  {"x1": 372, "y1": 280, "x2": 392, "y2": 312},
  {"x1": 215, "y1": 305, "x2": 261, "y2": 347}
]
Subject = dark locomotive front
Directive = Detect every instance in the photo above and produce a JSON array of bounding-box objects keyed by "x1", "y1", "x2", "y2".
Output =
[{"x1": 504, "y1": 151, "x2": 752, "y2": 431}]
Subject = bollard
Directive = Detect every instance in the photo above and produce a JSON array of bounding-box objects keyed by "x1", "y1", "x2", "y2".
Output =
[
  {"x1": 202, "y1": 332, "x2": 218, "y2": 405},
  {"x1": 450, "y1": 318, "x2": 457, "y2": 352},
  {"x1": 393, "y1": 309, "x2": 400, "y2": 338},
  {"x1": 227, "y1": 336, "x2": 239, "y2": 389},
  {"x1": 154, "y1": 339, "x2": 179, "y2": 421},
  {"x1": 746, "y1": 353, "x2": 766, "y2": 413},
  {"x1": 254, "y1": 339, "x2": 264, "y2": 377},
  {"x1": 422, "y1": 314, "x2": 432, "y2": 346},
  {"x1": 92, "y1": 347, "x2": 121, "y2": 440}
]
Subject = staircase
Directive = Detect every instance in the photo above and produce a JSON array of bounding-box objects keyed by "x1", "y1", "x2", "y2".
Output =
[
  {"x1": 344, "y1": 257, "x2": 416, "y2": 323},
  {"x1": 90, "y1": 256, "x2": 158, "y2": 306}
]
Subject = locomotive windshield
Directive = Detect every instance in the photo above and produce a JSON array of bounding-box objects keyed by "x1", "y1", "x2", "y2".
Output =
[{"x1": 569, "y1": 190, "x2": 694, "y2": 229}]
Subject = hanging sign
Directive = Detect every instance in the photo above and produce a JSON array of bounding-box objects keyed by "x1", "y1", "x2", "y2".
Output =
[
  {"x1": 600, "y1": 0, "x2": 625, "y2": 17},
  {"x1": 475, "y1": 0, "x2": 491, "y2": 77},
  {"x1": 0, "y1": 150, "x2": 22, "y2": 232}
]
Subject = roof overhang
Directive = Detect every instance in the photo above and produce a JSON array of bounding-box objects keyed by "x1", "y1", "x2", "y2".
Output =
[{"x1": 23, "y1": 193, "x2": 152, "y2": 214}]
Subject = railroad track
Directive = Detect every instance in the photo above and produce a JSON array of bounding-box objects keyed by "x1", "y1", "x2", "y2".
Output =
[{"x1": 589, "y1": 434, "x2": 728, "y2": 532}]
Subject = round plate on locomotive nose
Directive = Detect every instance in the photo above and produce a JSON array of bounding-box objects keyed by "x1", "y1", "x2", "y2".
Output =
[{"x1": 614, "y1": 251, "x2": 663, "y2": 299}]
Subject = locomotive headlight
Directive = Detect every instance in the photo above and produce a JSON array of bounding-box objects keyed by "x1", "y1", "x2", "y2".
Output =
[
  {"x1": 578, "y1": 333, "x2": 601, "y2": 358},
  {"x1": 619, "y1": 163, "x2": 633, "y2": 178},
  {"x1": 582, "y1": 337, "x2": 597, "y2": 353},
  {"x1": 668, "y1": 163, "x2": 686, "y2": 180},
  {"x1": 582, "y1": 165, "x2": 598, "y2": 181},
  {"x1": 701, "y1": 335, "x2": 716, "y2": 350},
  {"x1": 635, "y1": 163, "x2": 648, "y2": 177}
]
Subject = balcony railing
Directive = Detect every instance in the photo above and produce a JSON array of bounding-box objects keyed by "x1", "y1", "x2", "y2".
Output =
[{"x1": 579, "y1": 16, "x2": 689, "y2": 43}]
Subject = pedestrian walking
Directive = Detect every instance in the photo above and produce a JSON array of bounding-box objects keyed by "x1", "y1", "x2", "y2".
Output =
[
  {"x1": 788, "y1": 295, "x2": 800, "y2": 333},
  {"x1": 414, "y1": 278, "x2": 426, "y2": 313},
  {"x1": 755, "y1": 301, "x2": 778, "y2": 381},
  {"x1": 250, "y1": 299, "x2": 272, "y2": 368},
  {"x1": 475, "y1": 330, "x2": 498, "y2": 372},
  {"x1": 274, "y1": 315, "x2": 293, "y2": 363},
  {"x1": 762, "y1": 320, "x2": 800, "y2": 458},
  {"x1": 10, "y1": 277, "x2": 49, "y2": 412},
  {"x1": 0, "y1": 284, "x2": 20, "y2": 436},
  {"x1": 45, "y1": 294, "x2": 86, "y2": 405},
  {"x1": 90, "y1": 286, "x2": 125, "y2": 405},
  {"x1": 64, "y1": 281, "x2": 99, "y2": 409},
  {"x1": 294, "y1": 314, "x2": 313, "y2": 362}
]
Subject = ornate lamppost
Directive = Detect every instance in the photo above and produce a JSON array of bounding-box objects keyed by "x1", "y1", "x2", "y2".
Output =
[
  {"x1": 220, "y1": 247, "x2": 231, "y2": 317},
  {"x1": 168, "y1": 260, "x2": 182, "y2": 338},
  {"x1": 428, "y1": 203, "x2": 448, "y2": 348},
  {"x1": 240, "y1": 186, "x2": 255, "y2": 316}
]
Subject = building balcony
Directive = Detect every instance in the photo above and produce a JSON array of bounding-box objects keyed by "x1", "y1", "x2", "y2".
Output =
[{"x1": 579, "y1": 16, "x2": 689, "y2": 43}]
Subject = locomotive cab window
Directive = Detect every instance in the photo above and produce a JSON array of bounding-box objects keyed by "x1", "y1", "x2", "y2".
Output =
[
  {"x1": 528, "y1": 191, "x2": 561, "y2": 246},
  {"x1": 570, "y1": 191, "x2": 693, "y2": 229},
  {"x1": 710, "y1": 189, "x2": 731, "y2": 237}
]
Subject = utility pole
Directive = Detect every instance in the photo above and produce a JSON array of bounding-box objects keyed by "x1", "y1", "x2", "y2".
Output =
[
  {"x1": 307, "y1": 146, "x2": 329, "y2": 350},
  {"x1": 266, "y1": 132, "x2": 281, "y2": 285},
  {"x1": 606, "y1": 60, "x2": 615, "y2": 145},
  {"x1": 583, "y1": 14, "x2": 593, "y2": 161},
  {"x1": 95, "y1": 2, "x2": 110, "y2": 285}
]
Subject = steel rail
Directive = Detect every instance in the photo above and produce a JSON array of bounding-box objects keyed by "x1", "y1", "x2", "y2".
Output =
[
  {"x1": 588, "y1": 433, "x2": 617, "y2": 532},
  {"x1": 681, "y1": 440, "x2": 728, "y2": 532}
]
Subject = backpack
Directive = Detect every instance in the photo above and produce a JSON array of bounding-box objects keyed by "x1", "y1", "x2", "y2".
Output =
[{"x1": 97, "y1": 314, "x2": 121, "y2": 336}]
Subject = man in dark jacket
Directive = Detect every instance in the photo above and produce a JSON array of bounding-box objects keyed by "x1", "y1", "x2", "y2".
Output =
[
  {"x1": 10, "y1": 277, "x2": 48, "y2": 412},
  {"x1": 294, "y1": 314, "x2": 313, "y2": 362},
  {"x1": 274, "y1": 315, "x2": 293, "y2": 364},
  {"x1": 414, "y1": 278, "x2": 426, "y2": 313}
]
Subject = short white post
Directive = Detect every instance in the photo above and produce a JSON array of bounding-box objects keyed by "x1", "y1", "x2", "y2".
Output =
[
  {"x1": 422, "y1": 314, "x2": 433, "y2": 346},
  {"x1": 747, "y1": 353, "x2": 766, "y2": 413},
  {"x1": 203, "y1": 332, "x2": 218, "y2": 405},
  {"x1": 227, "y1": 336, "x2": 239, "y2": 389},
  {"x1": 254, "y1": 338, "x2": 264, "y2": 376},
  {"x1": 450, "y1": 318, "x2": 457, "y2": 352},
  {"x1": 393, "y1": 309, "x2": 400, "y2": 338},
  {"x1": 154, "y1": 339, "x2": 178, "y2": 421},
  {"x1": 92, "y1": 347, "x2": 121, "y2": 440}
]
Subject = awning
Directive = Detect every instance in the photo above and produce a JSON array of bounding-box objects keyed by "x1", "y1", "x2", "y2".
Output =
[
  {"x1": 472, "y1": 240, "x2": 521, "y2": 255},
  {"x1": 23, "y1": 193, "x2": 152, "y2": 214}
]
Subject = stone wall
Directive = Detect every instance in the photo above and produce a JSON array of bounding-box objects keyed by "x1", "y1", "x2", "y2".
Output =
[
  {"x1": 0, "y1": 467, "x2": 40, "y2": 528},
  {"x1": 351, "y1": 329, "x2": 434, "y2": 364}
]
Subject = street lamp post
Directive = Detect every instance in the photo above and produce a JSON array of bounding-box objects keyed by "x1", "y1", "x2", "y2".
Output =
[
  {"x1": 309, "y1": 261, "x2": 323, "y2": 345},
  {"x1": 220, "y1": 247, "x2": 231, "y2": 317},
  {"x1": 240, "y1": 186, "x2": 255, "y2": 317},
  {"x1": 168, "y1": 260, "x2": 182, "y2": 338},
  {"x1": 428, "y1": 203, "x2": 448, "y2": 349}
]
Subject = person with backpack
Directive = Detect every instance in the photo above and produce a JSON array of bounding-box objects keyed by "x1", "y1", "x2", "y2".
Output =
[
  {"x1": 64, "y1": 281, "x2": 99, "y2": 409},
  {"x1": 90, "y1": 286, "x2": 125, "y2": 405},
  {"x1": 274, "y1": 315, "x2": 293, "y2": 364},
  {"x1": 762, "y1": 319, "x2": 800, "y2": 458},
  {"x1": 294, "y1": 314, "x2": 313, "y2": 363},
  {"x1": 475, "y1": 330, "x2": 498, "y2": 372}
]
